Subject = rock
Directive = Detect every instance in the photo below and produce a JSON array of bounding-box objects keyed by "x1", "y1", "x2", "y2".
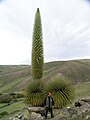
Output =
[
  {"x1": 17, "y1": 113, "x2": 24, "y2": 119},
  {"x1": 11, "y1": 97, "x2": 90, "y2": 120},
  {"x1": 74, "y1": 97, "x2": 90, "y2": 114},
  {"x1": 75, "y1": 101, "x2": 82, "y2": 107},
  {"x1": 80, "y1": 97, "x2": 90, "y2": 103},
  {"x1": 60, "y1": 108, "x2": 69, "y2": 116},
  {"x1": 18, "y1": 114, "x2": 24, "y2": 119},
  {"x1": 9, "y1": 112, "x2": 24, "y2": 120},
  {"x1": 29, "y1": 112, "x2": 44, "y2": 120},
  {"x1": 85, "y1": 115, "x2": 90, "y2": 120},
  {"x1": 51, "y1": 115, "x2": 67, "y2": 120},
  {"x1": 71, "y1": 114, "x2": 78, "y2": 120},
  {"x1": 9, "y1": 117, "x2": 20, "y2": 120},
  {"x1": 67, "y1": 108, "x2": 77, "y2": 115},
  {"x1": 13, "y1": 118, "x2": 20, "y2": 120},
  {"x1": 27, "y1": 107, "x2": 45, "y2": 113},
  {"x1": 9, "y1": 117, "x2": 14, "y2": 120},
  {"x1": 22, "y1": 117, "x2": 28, "y2": 120}
]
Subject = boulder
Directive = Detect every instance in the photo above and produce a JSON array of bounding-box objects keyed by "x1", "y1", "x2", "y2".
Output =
[
  {"x1": 80, "y1": 97, "x2": 90, "y2": 103},
  {"x1": 27, "y1": 107, "x2": 45, "y2": 112},
  {"x1": 26, "y1": 97, "x2": 90, "y2": 120},
  {"x1": 27, "y1": 107, "x2": 45, "y2": 116},
  {"x1": 75, "y1": 97, "x2": 90, "y2": 114},
  {"x1": 29, "y1": 112, "x2": 44, "y2": 120},
  {"x1": 75, "y1": 101, "x2": 82, "y2": 107},
  {"x1": 9, "y1": 112, "x2": 24, "y2": 120}
]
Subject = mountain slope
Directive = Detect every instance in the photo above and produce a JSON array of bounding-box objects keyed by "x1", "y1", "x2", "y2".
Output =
[{"x1": 0, "y1": 59, "x2": 90, "y2": 92}]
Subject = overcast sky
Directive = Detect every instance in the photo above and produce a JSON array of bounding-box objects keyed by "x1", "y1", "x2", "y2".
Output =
[{"x1": 0, "y1": 0, "x2": 90, "y2": 65}]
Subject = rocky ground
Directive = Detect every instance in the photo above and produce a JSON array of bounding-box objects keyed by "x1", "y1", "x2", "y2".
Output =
[{"x1": 9, "y1": 97, "x2": 90, "y2": 120}]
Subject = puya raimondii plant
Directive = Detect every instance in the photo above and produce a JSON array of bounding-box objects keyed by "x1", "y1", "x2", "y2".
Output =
[
  {"x1": 31, "y1": 8, "x2": 44, "y2": 80},
  {"x1": 44, "y1": 76, "x2": 74, "y2": 108}
]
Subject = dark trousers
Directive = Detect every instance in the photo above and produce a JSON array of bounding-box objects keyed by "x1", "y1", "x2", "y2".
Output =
[{"x1": 45, "y1": 107, "x2": 54, "y2": 118}]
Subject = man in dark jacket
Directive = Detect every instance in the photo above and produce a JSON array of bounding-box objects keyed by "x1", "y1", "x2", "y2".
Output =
[{"x1": 44, "y1": 92, "x2": 54, "y2": 118}]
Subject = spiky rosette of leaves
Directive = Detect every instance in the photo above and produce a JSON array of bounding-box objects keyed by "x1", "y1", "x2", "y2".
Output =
[
  {"x1": 44, "y1": 76, "x2": 74, "y2": 108},
  {"x1": 25, "y1": 80, "x2": 44, "y2": 106},
  {"x1": 31, "y1": 8, "x2": 44, "y2": 80}
]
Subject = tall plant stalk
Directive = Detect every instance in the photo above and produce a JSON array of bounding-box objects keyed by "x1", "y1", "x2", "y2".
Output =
[{"x1": 31, "y1": 8, "x2": 44, "y2": 80}]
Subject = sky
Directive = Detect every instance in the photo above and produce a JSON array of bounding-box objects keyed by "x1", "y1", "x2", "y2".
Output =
[{"x1": 0, "y1": 0, "x2": 90, "y2": 65}]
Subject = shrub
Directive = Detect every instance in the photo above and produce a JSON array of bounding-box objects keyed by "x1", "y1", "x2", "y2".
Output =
[
  {"x1": 25, "y1": 80, "x2": 44, "y2": 106},
  {"x1": 9, "y1": 93, "x2": 16, "y2": 98},
  {"x1": 0, "y1": 111, "x2": 8, "y2": 118},
  {"x1": 16, "y1": 93, "x2": 24, "y2": 98},
  {"x1": 0, "y1": 111, "x2": 8, "y2": 116},
  {"x1": 44, "y1": 76, "x2": 74, "y2": 108},
  {"x1": 0, "y1": 94, "x2": 13, "y2": 103},
  {"x1": 0, "y1": 93, "x2": 2, "y2": 96},
  {"x1": 9, "y1": 93, "x2": 16, "y2": 96}
]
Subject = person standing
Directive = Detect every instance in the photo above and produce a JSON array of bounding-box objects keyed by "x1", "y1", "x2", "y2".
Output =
[{"x1": 44, "y1": 92, "x2": 54, "y2": 118}]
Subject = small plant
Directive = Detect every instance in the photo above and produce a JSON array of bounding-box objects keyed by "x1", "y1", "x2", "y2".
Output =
[
  {"x1": 44, "y1": 76, "x2": 74, "y2": 108},
  {"x1": 25, "y1": 80, "x2": 44, "y2": 106}
]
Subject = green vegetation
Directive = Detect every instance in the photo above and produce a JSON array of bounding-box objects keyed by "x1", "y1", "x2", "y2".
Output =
[
  {"x1": 31, "y1": 8, "x2": 44, "y2": 80},
  {"x1": 26, "y1": 76, "x2": 74, "y2": 108},
  {"x1": 0, "y1": 103, "x2": 7, "y2": 108},
  {"x1": 0, "y1": 101, "x2": 26, "y2": 120},
  {"x1": 25, "y1": 80, "x2": 44, "y2": 106},
  {"x1": 0, "y1": 60, "x2": 90, "y2": 92},
  {"x1": 0, "y1": 65, "x2": 30, "y2": 92},
  {"x1": 0, "y1": 77, "x2": 27, "y2": 93},
  {"x1": 0, "y1": 101, "x2": 25, "y2": 113},
  {"x1": 0, "y1": 94, "x2": 13, "y2": 103},
  {"x1": 0, "y1": 60, "x2": 90, "y2": 119},
  {"x1": 74, "y1": 81, "x2": 90, "y2": 99},
  {"x1": 0, "y1": 82, "x2": 89, "y2": 119},
  {"x1": 44, "y1": 76, "x2": 74, "y2": 108}
]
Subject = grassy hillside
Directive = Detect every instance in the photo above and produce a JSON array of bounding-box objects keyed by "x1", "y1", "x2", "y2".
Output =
[
  {"x1": 0, "y1": 59, "x2": 90, "y2": 93},
  {"x1": 74, "y1": 81, "x2": 90, "y2": 99}
]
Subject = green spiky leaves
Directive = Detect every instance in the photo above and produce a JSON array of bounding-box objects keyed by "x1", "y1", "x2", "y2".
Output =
[
  {"x1": 31, "y1": 8, "x2": 44, "y2": 80},
  {"x1": 25, "y1": 80, "x2": 44, "y2": 106},
  {"x1": 25, "y1": 76, "x2": 74, "y2": 107},
  {"x1": 44, "y1": 76, "x2": 74, "y2": 108}
]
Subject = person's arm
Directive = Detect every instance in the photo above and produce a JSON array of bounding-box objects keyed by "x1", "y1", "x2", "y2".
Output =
[
  {"x1": 44, "y1": 97, "x2": 46, "y2": 106},
  {"x1": 52, "y1": 97, "x2": 54, "y2": 106}
]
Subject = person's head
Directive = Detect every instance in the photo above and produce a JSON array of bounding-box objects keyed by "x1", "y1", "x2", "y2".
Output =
[{"x1": 48, "y1": 91, "x2": 52, "y2": 96}]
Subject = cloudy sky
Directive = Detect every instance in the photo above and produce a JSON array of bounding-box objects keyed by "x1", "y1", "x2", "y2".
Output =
[{"x1": 0, "y1": 0, "x2": 90, "y2": 65}]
